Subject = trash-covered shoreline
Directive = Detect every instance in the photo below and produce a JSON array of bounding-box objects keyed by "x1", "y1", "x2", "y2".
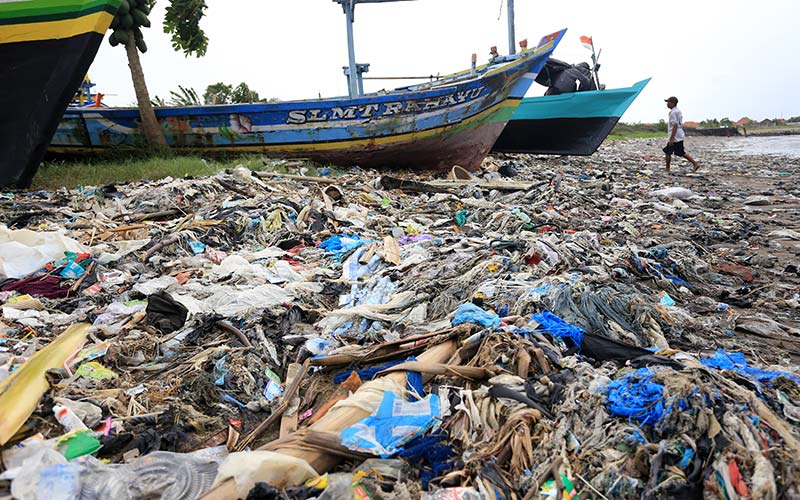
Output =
[{"x1": 1, "y1": 137, "x2": 798, "y2": 499}]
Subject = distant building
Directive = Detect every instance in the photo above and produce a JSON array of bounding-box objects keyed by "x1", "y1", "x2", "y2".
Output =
[
  {"x1": 735, "y1": 117, "x2": 752, "y2": 126},
  {"x1": 684, "y1": 121, "x2": 699, "y2": 128},
  {"x1": 759, "y1": 118, "x2": 787, "y2": 127}
]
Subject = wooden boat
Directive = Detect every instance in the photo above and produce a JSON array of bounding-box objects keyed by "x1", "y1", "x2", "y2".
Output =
[
  {"x1": 0, "y1": 0, "x2": 120, "y2": 187},
  {"x1": 49, "y1": 30, "x2": 566, "y2": 171},
  {"x1": 492, "y1": 78, "x2": 650, "y2": 155}
]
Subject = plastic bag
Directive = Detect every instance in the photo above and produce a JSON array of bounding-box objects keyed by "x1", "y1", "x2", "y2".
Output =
[
  {"x1": 0, "y1": 225, "x2": 87, "y2": 279},
  {"x1": 203, "y1": 284, "x2": 292, "y2": 316},
  {"x1": 421, "y1": 487, "x2": 482, "y2": 500},
  {"x1": 650, "y1": 187, "x2": 695, "y2": 200},
  {"x1": 340, "y1": 391, "x2": 440, "y2": 457},
  {"x1": 80, "y1": 451, "x2": 218, "y2": 500},
  {"x1": 451, "y1": 303, "x2": 500, "y2": 329},
  {"x1": 211, "y1": 451, "x2": 317, "y2": 497}
]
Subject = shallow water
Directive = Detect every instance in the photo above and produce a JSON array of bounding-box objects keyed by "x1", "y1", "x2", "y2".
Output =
[{"x1": 726, "y1": 134, "x2": 800, "y2": 158}]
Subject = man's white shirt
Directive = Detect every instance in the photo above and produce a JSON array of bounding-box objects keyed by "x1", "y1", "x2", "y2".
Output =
[{"x1": 668, "y1": 108, "x2": 685, "y2": 141}]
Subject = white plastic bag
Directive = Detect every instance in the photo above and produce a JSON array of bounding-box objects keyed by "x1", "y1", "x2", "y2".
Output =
[
  {"x1": 212, "y1": 451, "x2": 317, "y2": 496},
  {"x1": 0, "y1": 225, "x2": 86, "y2": 279}
]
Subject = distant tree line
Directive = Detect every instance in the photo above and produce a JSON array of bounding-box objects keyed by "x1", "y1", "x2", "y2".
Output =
[
  {"x1": 152, "y1": 81, "x2": 278, "y2": 107},
  {"x1": 699, "y1": 118, "x2": 733, "y2": 128}
]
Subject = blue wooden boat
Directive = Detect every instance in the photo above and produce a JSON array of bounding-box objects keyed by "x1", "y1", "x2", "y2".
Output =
[
  {"x1": 492, "y1": 78, "x2": 650, "y2": 155},
  {"x1": 50, "y1": 30, "x2": 565, "y2": 171}
]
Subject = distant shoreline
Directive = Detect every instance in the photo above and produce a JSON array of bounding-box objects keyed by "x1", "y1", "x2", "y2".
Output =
[
  {"x1": 741, "y1": 126, "x2": 800, "y2": 137},
  {"x1": 612, "y1": 121, "x2": 800, "y2": 140}
]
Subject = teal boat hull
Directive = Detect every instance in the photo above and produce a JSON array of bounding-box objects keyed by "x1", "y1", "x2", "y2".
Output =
[{"x1": 492, "y1": 78, "x2": 650, "y2": 155}]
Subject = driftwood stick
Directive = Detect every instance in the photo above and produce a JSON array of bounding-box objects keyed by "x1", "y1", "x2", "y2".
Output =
[
  {"x1": 309, "y1": 326, "x2": 462, "y2": 367},
  {"x1": 142, "y1": 234, "x2": 182, "y2": 261},
  {"x1": 106, "y1": 223, "x2": 148, "y2": 233},
  {"x1": 235, "y1": 359, "x2": 310, "y2": 451},
  {"x1": 524, "y1": 456, "x2": 564, "y2": 500},
  {"x1": 280, "y1": 363, "x2": 302, "y2": 438},
  {"x1": 68, "y1": 261, "x2": 96, "y2": 296},
  {"x1": 254, "y1": 171, "x2": 339, "y2": 185},
  {"x1": 125, "y1": 209, "x2": 182, "y2": 222},
  {"x1": 216, "y1": 321, "x2": 252, "y2": 348},
  {"x1": 380, "y1": 176, "x2": 452, "y2": 194},
  {"x1": 215, "y1": 177, "x2": 251, "y2": 197}
]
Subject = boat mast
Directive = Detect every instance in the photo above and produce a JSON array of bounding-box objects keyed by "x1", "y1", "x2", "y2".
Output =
[
  {"x1": 334, "y1": 0, "x2": 415, "y2": 98},
  {"x1": 507, "y1": 0, "x2": 515, "y2": 55},
  {"x1": 344, "y1": 1, "x2": 358, "y2": 97}
]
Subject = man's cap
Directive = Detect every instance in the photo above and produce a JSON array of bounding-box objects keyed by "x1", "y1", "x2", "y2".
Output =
[{"x1": 664, "y1": 96, "x2": 678, "y2": 104}]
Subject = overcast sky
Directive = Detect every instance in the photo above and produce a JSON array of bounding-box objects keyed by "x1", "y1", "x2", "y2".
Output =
[{"x1": 89, "y1": 0, "x2": 798, "y2": 123}]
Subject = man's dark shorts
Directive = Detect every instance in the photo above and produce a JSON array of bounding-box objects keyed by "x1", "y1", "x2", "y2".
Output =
[{"x1": 663, "y1": 141, "x2": 686, "y2": 156}]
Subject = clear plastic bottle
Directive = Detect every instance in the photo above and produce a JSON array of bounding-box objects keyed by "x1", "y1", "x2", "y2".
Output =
[
  {"x1": 53, "y1": 405, "x2": 88, "y2": 433},
  {"x1": 79, "y1": 451, "x2": 219, "y2": 500}
]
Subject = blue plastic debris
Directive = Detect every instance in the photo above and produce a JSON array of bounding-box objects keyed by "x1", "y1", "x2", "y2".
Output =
[
  {"x1": 333, "y1": 357, "x2": 423, "y2": 399},
  {"x1": 340, "y1": 392, "x2": 440, "y2": 457},
  {"x1": 678, "y1": 448, "x2": 695, "y2": 469},
  {"x1": 663, "y1": 273, "x2": 691, "y2": 287},
  {"x1": 451, "y1": 303, "x2": 501, "y2": 329},
  {"x1": 625, "y1": 430, "x2": 648, "y2": 445},
  {"x1": 649, "y1": 246, "x2": 668, "y2": 259},
  {"x1": 221, "y1": 393, "x2": 246, "y2": 408},
  {"x1": 455, "y1": 210, "x2": 471, "y2": 227},
  {"x1": 397, "y1": 434, "x2": 455, "y2": 489},
  {"x1": 214, "y1": 356, "x2": 228, "y2": 386},
  {"x1": 188, "y1": 240, "x2": 206, "y2": 254},
  {"x1": 701, "y1": 349, "x2": 800, "y2": 385},
  {"x1": 530, "y1": 311, "x2": 584, "y2": 348},
  {"x1": 318, "y1": 234, "x2": 372, "y2": 259},
  {"x1": 658, "y1": 292, "x2": 676, "y2": 307},
  {"x1": 60, "y1": 261, "x2": 86, "y2": 279},
  {"x1": 604, "y1": 368, "x2": 665, "y2": 427},
  {"x1": 528, "y1": 283, "x2": 552, "y2": 297}
]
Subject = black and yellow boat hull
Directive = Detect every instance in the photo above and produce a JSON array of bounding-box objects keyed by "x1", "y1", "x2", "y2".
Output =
[{"x1": 0, "y1": 0, "x2": 119, "y2": 187}]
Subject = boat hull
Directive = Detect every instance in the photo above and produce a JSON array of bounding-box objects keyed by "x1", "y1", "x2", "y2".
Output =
[
  {"x1": 492, "y1": 78, "x2": 650, "y2": 155},
  {"x1": 53, "y1": 98, "x2": 521, "y2": 171},
  {"x1": 0, "y1": 0, "x2": 119, "y2": 187},
  {"x1": 50, "y1": 30, "x2": 566, "y2": 171}
]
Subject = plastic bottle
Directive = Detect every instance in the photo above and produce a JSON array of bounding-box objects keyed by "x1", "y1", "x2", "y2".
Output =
[{"x1": 53, "y1": 405, "x2": 88, "y2": 433}]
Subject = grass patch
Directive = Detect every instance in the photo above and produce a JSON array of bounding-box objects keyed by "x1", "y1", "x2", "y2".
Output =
[
  {"x1": 607, "y1": 131, "x2": 665, "y2": 141},
  {"x1": 32, "y1": 155, "x2": 266, "y2": 190},
  {"x1": 608, "y1": 122, "x2": 667, "y2": 141}
]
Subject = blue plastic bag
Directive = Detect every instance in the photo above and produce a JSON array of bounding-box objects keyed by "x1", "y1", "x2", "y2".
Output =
[
  {"x1": 701, "y1": 349, "x2": 800, "y2": 385},
  {"x1": 59, "y1": 261, "x2": 86, "y2": 279},
  {"x1": 451, "y1": 303, "x2": 500, "y2": 329},
  {"x1": 340, "y1": 391, "x2": 440, "y2": 457},
  {"x1": 319, "y1": 234, "x2": 372, "y2": 260},
  {"x1": 531, "y1": 311, "x2": 584, "y2": 348},
  {"x1": 604, "y1": 368, "x2": 665, "y2": 427}
]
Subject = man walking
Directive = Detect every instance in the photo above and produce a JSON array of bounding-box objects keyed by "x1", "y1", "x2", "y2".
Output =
[{"x1": 663, "y1": 96, "x2": 700, "y2": 172}]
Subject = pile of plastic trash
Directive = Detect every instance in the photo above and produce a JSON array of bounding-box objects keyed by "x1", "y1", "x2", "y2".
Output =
[{"x1": 0, "y1": 137, "x2": 798, "y2": 499}]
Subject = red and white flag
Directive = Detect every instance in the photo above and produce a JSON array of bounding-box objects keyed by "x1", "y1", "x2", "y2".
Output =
[{"x1": 580, "y1": 35, "x2": 593, "y2": 50}]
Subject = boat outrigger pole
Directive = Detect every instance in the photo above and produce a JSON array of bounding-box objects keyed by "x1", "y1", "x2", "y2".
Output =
[
  {"x1": 333, "y1": 0, "x2": 416, "y2": 98},
  {"x1": 507, "y1": 0, "x2": 516, "y2": 55}
]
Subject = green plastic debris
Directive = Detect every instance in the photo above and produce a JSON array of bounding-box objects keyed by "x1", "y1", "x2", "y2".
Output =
[{"x1": 61, "y1": 431, "x2": 102, "y2": 460}]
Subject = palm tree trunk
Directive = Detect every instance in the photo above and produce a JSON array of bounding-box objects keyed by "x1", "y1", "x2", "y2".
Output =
[{"x1": 125, "y1": 34, "x2": 167, "y2": 148}]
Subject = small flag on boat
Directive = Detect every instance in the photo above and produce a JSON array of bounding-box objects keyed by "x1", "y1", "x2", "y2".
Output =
[{"x1": 580, "y1": 35, "x2": 593, "y2": 50}]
